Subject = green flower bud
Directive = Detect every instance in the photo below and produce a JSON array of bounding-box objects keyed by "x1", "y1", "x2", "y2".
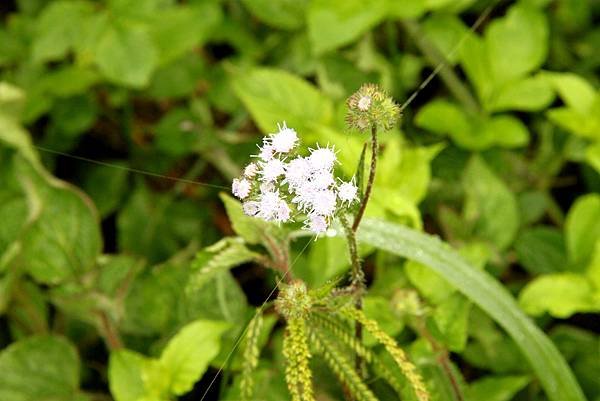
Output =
[{"x1": 346, "y1": 83, "x2": 400, "y2": 132}]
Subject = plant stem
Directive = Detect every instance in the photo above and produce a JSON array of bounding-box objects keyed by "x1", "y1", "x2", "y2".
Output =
[
  {"x1": 400, "y1": 20, "x2": 481, "y2": 115},
  {"x1": 352, "y1": 125, "x2": 378, "y2": 233}
]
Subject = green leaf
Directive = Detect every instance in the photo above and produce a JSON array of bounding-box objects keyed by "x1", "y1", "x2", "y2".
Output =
[
  {"x1": 149, "y1": 3, "x2": 221, "y2": 65},
  {"x1": 415, "y1": 99, "x2": 470, "y2": 137},
  {"x1": 422, "y1": 14, "x2": 468, "y2": 64},
  {"x1": 0, "y1": 112, "x2": 38, "y2": 164},
  {"x1": 241, "y1": 0, "x2": 308, "y2": 30},
  {"x1": 363, "y1": 296, "x2": 404, "y2": 346},
  {"x1": 31, "y1": 0, "x2": 93, "y2": 62},
  {"x1": 80, "y1": 162, "x2": 128, "y2": 218},
  {"x1": 433, "y1": 293, "x2": 471, "y2": 352},
  {"x1": 459, "y1": 34, "x2": 493, "y2": 102},
  {"x1": 466, "y1": 375, "x2": 530, "y2": 401},
  {"x1": 118, "y1": 184, "x2": 209, "y2": 263},
  {"x1": 586, "y1": 142, "x2": 600, "y2": 174},
  {"x1": 544, "y1": 72, "x2": 597, "y2": 113},
  {"x1": 109, "y1": 349, "x2": 149, "y2": 401},
  {"x1": 304, "y1": 235, "x2": 351, "y2": 286},
  {"x1": 159, "y1": 319, "x2": 230, "y2": 395},
  {"x1": 95, "y1": 22, "x2": 158, "y2": 88},
  {"x1": 546, "y1": 106, "x2": 600, "y2": 140},
  {"x1": 485, "y1": 4, "x2": 548, "y2": 84},
  {"x1": 463, "y1": 156, "x2": 519, "y2": 250},
  {"x1": 22, "y1": 182, "x2": 102, "y2": 285},
  {"x1": 487, "y1": 75, "x2": 555, "y2": 112},
  {"x1": 0, "y1": 81, "x2": 26, "y2": 117},
  {"x1": 0, "y1": 335, "x2": 81, "y2": 401},
  {"x1": 565, "y1": 194, "x2": 600, "y2": 269},
  {"x1": 519, "y1": 273, "x2": 600, "y2": 318},
  {"x1": 357, "y1": 218, "x2": 587, "y2": 401},
  {"x1": 406, "y1": 259, "x2": 455, "y2": 304},
  {"x1": 307, "y1": 0, "x2": 387, "y2": 55},
  {"x1": 231, "y1": 67, "x2": 333, "y2": 134},
  {"x1": 514, "y1": 227, "x2": 568, "y2": 274}
]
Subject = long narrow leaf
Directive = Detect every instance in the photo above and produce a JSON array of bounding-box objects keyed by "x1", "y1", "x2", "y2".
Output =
[{"x1": 358, "y1": 219, "x2": 587, "y2": 401}]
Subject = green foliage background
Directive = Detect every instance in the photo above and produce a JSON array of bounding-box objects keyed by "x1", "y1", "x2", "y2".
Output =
[{"x1": 0, "y1": 0, "x2": 599, "y2": 400}]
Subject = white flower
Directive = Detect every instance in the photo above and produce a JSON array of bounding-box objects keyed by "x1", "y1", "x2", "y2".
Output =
[
  {"x1": 310, "y1": 169, "x2": 335, "y2": 190},
  {"x1": 358, "y1": 95, "x2": 372, "y2": 111},
  {"x1": 232, "y1": 178, "x2": 251, "y2": 199},
  {"x1": 276, "y1": 200, "x2": 291, "y2": 222},
  {"x1": 308, "y1": 146, "x2": 337, "y2": 172},
  {"x1": 306, "y1": 213, "x2": 328, "y2": 234},
  {"x1": 257, "y1": 143, "x2": 274, "y2": 161},
  {"x1": 261, "y1": 158, "x2": 286, "y2": 182},
  {"x1": 310, "y1": 189, "x2": 337, "y2": 216},
  {"x1": 338, "y1": 180, "x2": 358, "y2": 204},
  {"x1": 244, "y1": 162, "x2": 258, "y2": 178},
  {"x1": 258, "y1": 190, "x2": 283, "y2": 221},
  {"x1": 270, "y1": 122, "x2": 298, "y2": 153},
  {"x1": 284, "y1": 157, "x2": 311, "y2": 190},
  {"x1": 243, "y1": 201, "x2": 260, "y2": 216}
]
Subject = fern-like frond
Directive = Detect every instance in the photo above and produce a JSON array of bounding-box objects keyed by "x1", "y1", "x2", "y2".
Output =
[
  {"x1": 283, "y1": 317, "x2": 315, "y2": 401},
  {"x1": 342, "y1": 307, "x2": 430, "y2": 401},
  {"x1": 310, "y1": 330, "x2": 379, "y2": 401},
  {"x1": 241, "y1": 311, "x2": 264, "y2": 401},
  {"x1": 311, "y1": 313, "x2": 405, "y2": 396}
]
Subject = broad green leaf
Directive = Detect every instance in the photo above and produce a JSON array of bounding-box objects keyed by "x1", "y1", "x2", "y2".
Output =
[
  {"x1": 463, "y1": 156, "x2": 519, "y2": 250},
  {"x1": 519, "y1": 273, "x2": 600, "y2": 318},
  {"x1": 231, "y1": 67, "x2": 332, "y2": 134},
  {"x1": 406, "y1": 259, "x2": 455, "y2": 304},
  {"x1": 31, "y1": 0, "x2": 93, "y2": 62},
  {"x1": 466, "y1": 375, "x2": 530, "y2": 401},
  {"x1": 544, "y1": 72, "x2": 597, "y2": 113},
  {"x1": 80, "y1": 162, "x2": 128, "y2": 218},
  {"x1": 415, "y1": 99, "x2": 470, "y2": 137},
  {"x1": 433, "y1": 293, "x2": 471, "y2": 352},
  {"x1": 304, "y1": 235, "x2": 351, "y2": 286},
  {"x1": 159, "y1": 319, "x2": 229, "y2": 395},
  {"x1": 514, "y1": 227, "x2": 568, "y2": 274},
  {"x1": 36, "y1": 65, "x2": 100, "y2": 98},
  {"x1": 0, "y1": 81, "x2": 26, "y2": 117},
  {"x1": 22, "y1": 182, "x2": 102, "y2": 285},
  {"x1": 118, "y1": 184, "x2": 209, "y2": 263},
  {"x1": 307, "y1": 0, "x2": 387, "y2": 55},
  {"x1": 241, "y1": 0, "x2": 307, "y2": 30},
  {"x1": 565, "y1": 194, "x2": 600, "y2": 269},
  {"x1": 0, "y1": 335, "x2": 81, "y2": 401},
  {"x1": 95, "y1": 22, "x2": 158, "y2": 88},
  {"x1": 153, "y1": 108, "x2": 199, "y2": 156},
  {"x1": 547, "y1": 107, "x2": 600, "y2": 140},
  {"x1": 459, "y1": 34, "x2": 493, "y2": 102},
  {"x1": 0, "y1": 112, "x2": 38, "y2": 164},
  {"x1": 586, "y1": 142, "x2": 600, "y2": 174},
  {"x1": 422, "y1": 14, "x2": 468, "y2": 64},
  {"x1": 485, "y1": 4, "x2": 548, "y2": 84},
  {"x1": 109, "y1": 349, "x2": 149, "y2": 401},
  {"x1": 357, "y1": 219, "x2": 587, "y2": 401},
  {"x1": 149, "y1": 4, "x2": 221, "y2": 65},
  {"x1": 487, "y1": 75, "x2": 555, "y2": 112},
  {"x1": 481, "y1": 115, "x2": 529, "y2": 148}
]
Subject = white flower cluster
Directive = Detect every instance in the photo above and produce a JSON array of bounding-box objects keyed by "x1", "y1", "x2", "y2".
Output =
[{"x1": 232, "y1": 122, "x2": 359, "y2": 234}]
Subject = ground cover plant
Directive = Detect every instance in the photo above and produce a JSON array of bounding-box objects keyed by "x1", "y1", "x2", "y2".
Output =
[{"x1": 0, "y1": 0, "x2": 599, "y2": 401}]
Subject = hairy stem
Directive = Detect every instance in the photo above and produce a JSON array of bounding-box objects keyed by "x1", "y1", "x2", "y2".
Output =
[
  {"x1": 415, "y1": 319, "x2": 464, "y2": 401},
  {"x1": 400, "y1": 19, "x2": 481, "y2": 115},
  {"x1": 352, "y1": 125, "x2": 378, "y2": 232}
]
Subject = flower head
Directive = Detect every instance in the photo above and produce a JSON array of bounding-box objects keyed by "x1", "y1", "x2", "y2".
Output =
[
  {"x1": 338, "y1": 180, "x2": 358, "y2": 204},
  {"x1": 232, "y1": 178, "x2": 251, "y2": 200},
  {"x1": 232, "y1": 122, "x2": 358, "y2": 235},
  {"x1": 346, "y1": 83, "x2": 400, "y2": 131},
  {"x1": 308, "y1": 146, "x2": 337, "y2": 172},
  {"x1": 269, "y1": 122, "x2": 298, "y2": 153}
]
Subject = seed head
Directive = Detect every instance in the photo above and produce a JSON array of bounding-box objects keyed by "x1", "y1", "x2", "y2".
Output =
[{"x1": 346, "y1": 83, "x2": 400, "y2": 132}]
